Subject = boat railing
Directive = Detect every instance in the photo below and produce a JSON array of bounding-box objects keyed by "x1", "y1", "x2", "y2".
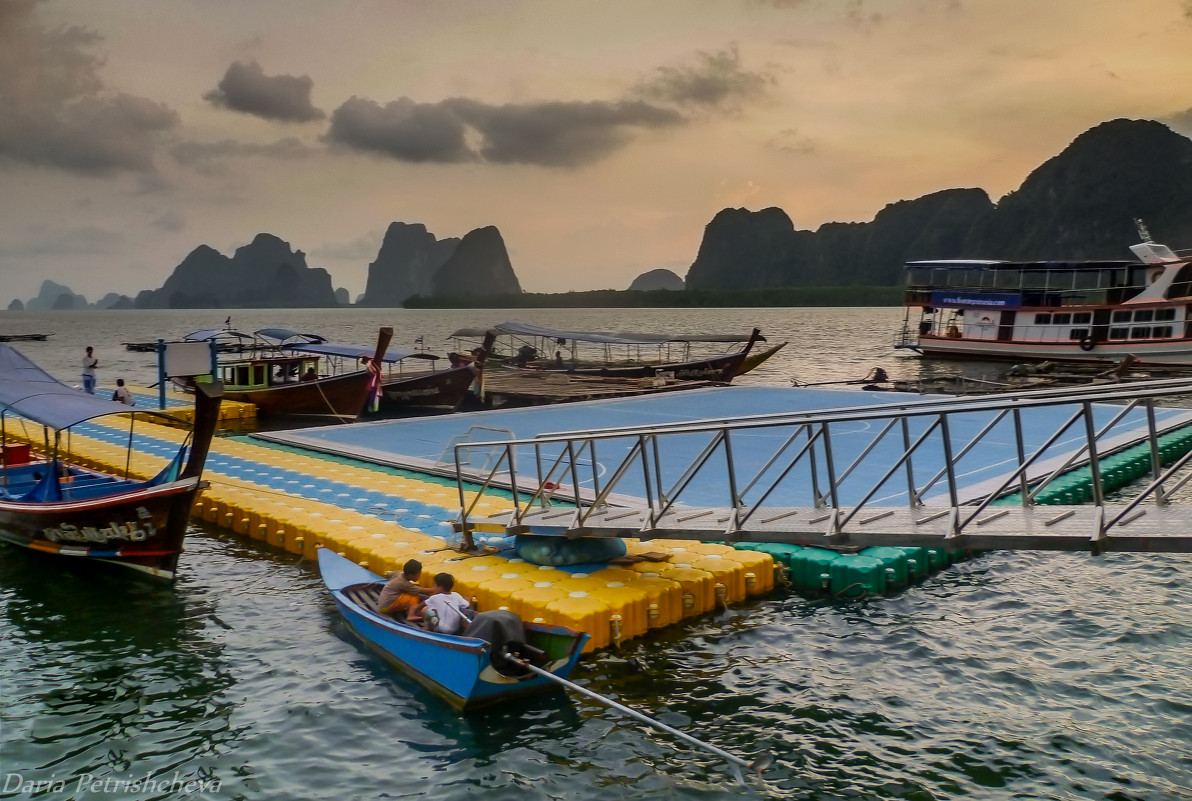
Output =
[{"x1": 452, "y1": 378, "x2": 1192, "y2": 551}]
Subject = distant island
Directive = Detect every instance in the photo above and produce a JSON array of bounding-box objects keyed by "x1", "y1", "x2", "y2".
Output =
[{"x1": 7, "y1": 118, "x2": 1190, "y2": 311}]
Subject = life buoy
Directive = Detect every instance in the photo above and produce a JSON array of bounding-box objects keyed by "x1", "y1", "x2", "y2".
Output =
[{"x1": 1078, "y1": 334, "x2": 1095, "y2": 352}]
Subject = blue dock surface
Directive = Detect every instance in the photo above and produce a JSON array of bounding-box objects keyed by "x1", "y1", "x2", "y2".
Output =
[{"x1": 255, "y1": 386, "x2": 1192, "y2": 506}]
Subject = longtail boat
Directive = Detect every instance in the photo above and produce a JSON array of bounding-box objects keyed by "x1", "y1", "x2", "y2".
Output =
[
  {"x1": 0, "y1": 344, "x2": 223, "y2": 580},
  {"x1": 283, "y1": 332, "x2": 495, "y2": 417},
  {"x1": 319, "y1": 548, "x2": 589, "y2": 709},
  {"x1": 179, "y1": 327, "x2": 393, "y2": 423},
  {"x1": 453, "y1": 322, "x2": 767, "y2": 382}
]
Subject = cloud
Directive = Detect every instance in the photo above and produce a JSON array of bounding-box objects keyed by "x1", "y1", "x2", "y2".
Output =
[
  {"x1": 327, "y1": 97, "x2": 475, "y2": 162},
  {"x1": 151, "y1": 211, "x2": 185, "y2": 232},
  {"x1": 169, "y1": 137, "x2": 310, "y2": 174},
  {"x1": 0, "y1": 0, "x2": 178, "y2": 174},
  {"x1": 444, "y1": 98, "x2": 683, "y2": 166},
  {"x1": 1161, "y1": 108, "x2": 1192, "y2": 138},
  {"x1": 204, "y1": 60, "x2": 325, "y2": 122},
  {"x1": 632, "y1": 46, "x2": 775, "y2": 111},
  {"x1": 327, "y1": 96, "x2": 682, "y2": 167}
]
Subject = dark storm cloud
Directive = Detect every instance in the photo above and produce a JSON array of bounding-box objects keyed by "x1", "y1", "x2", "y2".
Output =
[
  {"x1": 326, "y1": 96, "x2": 681, "y2": 167},
  {"x1": 0, "y1": 0, "x2": 178, "y2": 174},
  {"x1": 632, "y1": 46, "x2": 775, "y2": 111},
  {"x1": 327, "y1": 97, "x2": 475, "y2": 162},
  {"x1": 204, "y1": 60, "x2": 325, "y2": 122},
  {"x1": 444, "y1": 98, "x2": 683, "y2": 166}
]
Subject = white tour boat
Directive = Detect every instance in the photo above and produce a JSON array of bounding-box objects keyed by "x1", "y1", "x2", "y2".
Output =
[{"x1": 894, "y1": 227, "x2": 1192, "y2": 365}]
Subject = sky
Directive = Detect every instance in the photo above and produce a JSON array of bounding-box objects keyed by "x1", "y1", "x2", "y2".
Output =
[{"x1": 2, "y1": 0, "x2": 1191, "y2": 303}]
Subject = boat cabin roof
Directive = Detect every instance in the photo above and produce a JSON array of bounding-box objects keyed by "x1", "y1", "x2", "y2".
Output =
[
  {"x1": 281, "y1": 341, "x2": 439, "y2": 365},
  {"x1": 905, "y1": 259, "x2": 1138, "y2": 272}
]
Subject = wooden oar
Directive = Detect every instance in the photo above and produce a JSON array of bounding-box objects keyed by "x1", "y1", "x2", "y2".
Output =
[{"x1": 513, "y1": 657, "x2": 771, "y2": 787}]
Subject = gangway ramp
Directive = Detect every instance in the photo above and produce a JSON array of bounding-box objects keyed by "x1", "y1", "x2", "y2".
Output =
[{"x1": 452, "y1": 378, "x2": 1192, "y2": 553}]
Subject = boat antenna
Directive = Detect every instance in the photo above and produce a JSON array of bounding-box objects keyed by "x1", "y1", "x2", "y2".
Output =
[
  {"x1": 1134, "y1": 218, "x2": 1153, "y2": 243},
  {"x1": 511, "y1": 657, "x2": 771, "y2": 788}
]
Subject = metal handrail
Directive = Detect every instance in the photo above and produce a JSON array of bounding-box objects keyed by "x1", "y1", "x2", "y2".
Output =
[{"x1": 452, "y1": 377, "x2": 1192, "y2": 545}]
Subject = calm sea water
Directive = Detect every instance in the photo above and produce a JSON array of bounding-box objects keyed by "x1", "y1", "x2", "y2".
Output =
[{"x1": 2, "y1": 308, "x2": 1191, "y2": 800}]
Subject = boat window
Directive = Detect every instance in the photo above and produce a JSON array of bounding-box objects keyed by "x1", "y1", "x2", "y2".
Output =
[
  {"x1": 1111, "y1": 310, "x2": 1132, "y2": 323},
  {"x1": 1052, "y1": 313, "x2": 1071, "y2": 325},
  {"x1": 1155, "y1": 326, "x2": 1174, "y2": 338},
  {"x1": 1133, "y1": 309, "x2": 1154, "y2": 323},
  {"x1": 1130, "y1": 327, "x2": 1152, "y2": 339},
  {"x1": 1072, "y1": 312, "x2": 1092, "y2": 324},
  {"x1": 1068, "y1": 329, "x2": 1090, "y2": 340},
  {"x1": 1021, "y1": 271, "x2": 1052, "y2": 290},
  {"x1": 1109, "y1": 327, "x2": 1129, "y2": 339},
  {"x1": 994, "y1": 271, "x2": 1021, "y2": 289},
  {"x1": 236, "y1": 366, "x2": 250, "y2": 385},
  {"x1": 1034, "y1": 313, "x2": 1051, "y2": 324},
  {"x1": 254, "y1": 365, "x2": 266, "y2": 385},
  {"x1": 1156, "y1": 308, "x2": 1177, "y2": 321}
]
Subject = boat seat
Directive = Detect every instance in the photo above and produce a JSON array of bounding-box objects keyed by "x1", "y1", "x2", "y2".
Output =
[{"x1": 345, "y1": 584, "x2": 383, "y2": 614}]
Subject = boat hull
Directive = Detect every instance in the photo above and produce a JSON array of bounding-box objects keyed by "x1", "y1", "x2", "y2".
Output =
[
  {"x1": 736, "y1": 341, "x2": 787, "y2": 376},
  {"x1": 370, "y1": 365, "x2": 477, "y2": 415},
  {"x1": 0, "y1": 477, "x2": 204, "y2": 579},
  {"x1": 224, "y1": 371, "x2": 373, "y2": 421},
  {"x1": 319, "y1": 549, "x2": 588, "y2": 709},
  {"x1": 915, "y1": 335, "x2": 1192, "y2": 366}
]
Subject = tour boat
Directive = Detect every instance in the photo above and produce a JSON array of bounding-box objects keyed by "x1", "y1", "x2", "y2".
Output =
[
  {"x1": 0, "y1": 345, "x2": 222, "y2": 580},
  {"x1": 894, "y1": 233, "x2": 1192, "y2": 365}
]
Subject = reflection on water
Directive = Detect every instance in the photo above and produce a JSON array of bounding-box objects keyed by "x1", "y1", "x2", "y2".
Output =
[
  {"x1": 5, "y1": 528, "x2": 1190, "y2": 800},
  {"x1": 2, "y1": 308, "x2": 1192, "y2": 799}
]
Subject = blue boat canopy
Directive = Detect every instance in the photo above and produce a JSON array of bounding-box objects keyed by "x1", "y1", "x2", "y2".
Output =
[
  {"x1": 280, "y1": 341, "x2": 437, "y2": 364},
  {"x1": 0, "y1": 344, "x2": 153, "y2": 430}
]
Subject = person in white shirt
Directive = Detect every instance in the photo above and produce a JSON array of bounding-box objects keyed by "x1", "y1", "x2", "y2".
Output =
[
  {"x1": 81, "y1": 346, "x2": 98, "y2": 394},
  {"x1": 112, "y1": 378, "x2": 135, "y2": 406},
  {"x1": 415, "y1": 573, "x2": 470, "y2": 635}
]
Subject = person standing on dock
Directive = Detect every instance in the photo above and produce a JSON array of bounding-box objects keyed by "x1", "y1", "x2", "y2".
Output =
[{"x1": 81, "y1": 346, "x2": 98, "y2": 394}]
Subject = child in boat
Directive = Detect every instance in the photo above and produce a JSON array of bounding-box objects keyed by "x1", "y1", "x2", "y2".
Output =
[
  {"x1": 415, "y1": 573, "x2": 470, "y2": 635},
  {"x1": 377, "y1": 559, "x2": 430, "y2": 618}
]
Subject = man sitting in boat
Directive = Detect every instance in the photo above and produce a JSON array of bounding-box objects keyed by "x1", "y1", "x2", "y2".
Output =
[
  {"x1": 413, "y1": 573, "x2": 470, "y2": 635},
  {"x1": 376, "y1": 559, "x2": 430, "y2": 619}
]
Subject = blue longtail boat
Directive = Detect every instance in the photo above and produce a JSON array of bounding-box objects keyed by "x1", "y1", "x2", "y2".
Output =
[
  {"x1": 318, "y1": 548, "x2": 589, "y2": 709},
  {"x1": 0, "y1": 344, "x2": 223, "y2": 580}
]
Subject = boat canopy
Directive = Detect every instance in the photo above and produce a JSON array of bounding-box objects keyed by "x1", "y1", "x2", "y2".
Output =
[
  {"x1": 0, "y1": 344, "x2": 159, "y2": 430},
  {"x1": 280, "y1": 341, "x2": 439, "y2": 365},
  {"x1": 449, "y1": 321, "x2": 762, "y2": 345},
  {"x1": 254, "y1": 328, "x2": 326, "y2": 344},
  {"x1": 185, "y1": 328, "x2": 252, "y2": 342}
]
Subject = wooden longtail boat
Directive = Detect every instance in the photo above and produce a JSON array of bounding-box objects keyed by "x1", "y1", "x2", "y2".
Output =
[
  {"x1": 183, "y1": 327, "x2": 393, "y2": 423},
  {"x1": 0, "y1": 344, "x2": 223, "y2": 580},
  {"x1": 519, "y1": 327, "x2": 763, "y2": 382},
  {"x1": 319, "y1": 549, "x2": 589, "y2": 709},
  {"x1": 453, "y1": 322, "x2": 768, "y2": 382},
  {"x1": 283, "y1": 332, "x2": 496, "y2": 417}
]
